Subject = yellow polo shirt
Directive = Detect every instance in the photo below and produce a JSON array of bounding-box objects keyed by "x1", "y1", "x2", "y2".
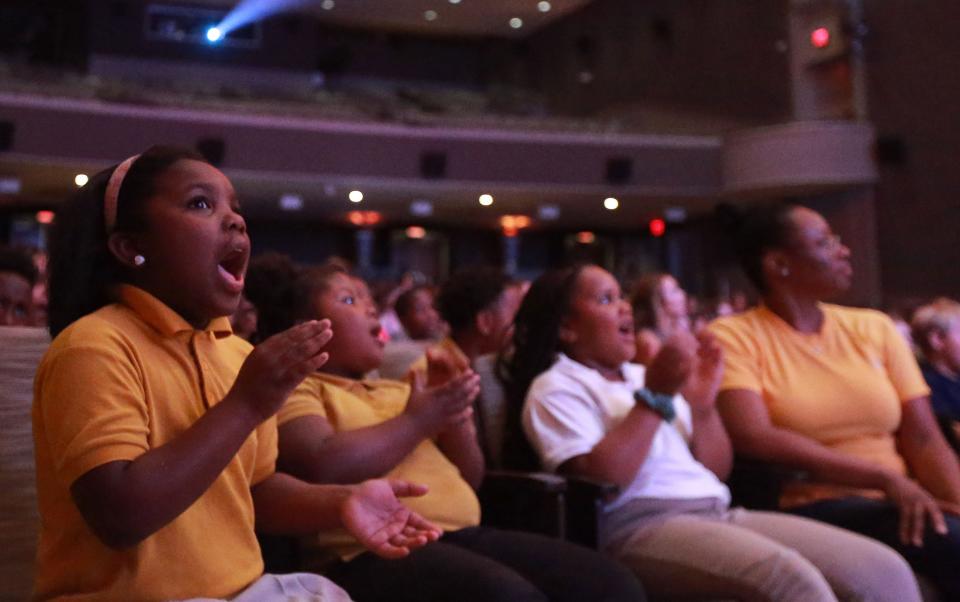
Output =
[
  {"x1": 709, "y1": 303, "x2": 931, "y2": 507},
  {"x1": 32, "y1": 285, "x2": 276, "y2": 601},
  {"x1": 278, "y1": 373, "x2": 480, "y2": 559},
  {"x1": 407, "y1": 336, "x2": 470, "y2": 380}
]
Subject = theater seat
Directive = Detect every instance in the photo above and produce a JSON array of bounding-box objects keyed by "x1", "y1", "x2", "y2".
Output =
[
  {"x1": 0, "y1": 326, "x2": 50, "y2": 601},
  {"x1": 472, "y1": 353, "x2": 616, "y2": 547}
]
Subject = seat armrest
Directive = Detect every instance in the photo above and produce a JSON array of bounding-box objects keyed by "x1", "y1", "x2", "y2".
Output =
[
  {"x1": 563, "y1": 475, "x2": 617, "y2": 548},
  {"x1": 479, "y1": 470, "x2": 567, "y2": 538}
]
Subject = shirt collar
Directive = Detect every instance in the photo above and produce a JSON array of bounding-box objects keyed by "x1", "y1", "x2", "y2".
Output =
[{"x1": 116, "y1": 284, "x2": 234, "y2": 338}]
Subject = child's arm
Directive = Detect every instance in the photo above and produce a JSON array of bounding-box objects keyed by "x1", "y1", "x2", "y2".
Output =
[
  {"x1": 278, "y1": 370, "x2": 480, "y2": 484},
  {"x1": 71, "y1": 321, "x2": 332, "y2": 549},
  {"x1": 251, "y1": 473, "x2": 441, "y2": 558},
  {"x1": 434, "y1": 416, "x2": 485, "y2": 490}
]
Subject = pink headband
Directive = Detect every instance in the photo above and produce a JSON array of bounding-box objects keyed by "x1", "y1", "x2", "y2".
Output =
[{"x1": 103, "y1": 154, "x2": 140, "y2": 232}]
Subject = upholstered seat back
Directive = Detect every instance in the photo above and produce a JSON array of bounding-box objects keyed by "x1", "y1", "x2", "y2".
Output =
[{"x1": 0, "y1": 326, "x2": 49, "y2": 601}]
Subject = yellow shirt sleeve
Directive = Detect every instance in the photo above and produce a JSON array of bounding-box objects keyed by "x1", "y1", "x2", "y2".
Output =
[
  {"x1": 708, "y1": 318, "x2": 763, "y2": 394},
  {"x1": 277, "y1": 376, "x2": 328, "y2": 426},
  {"x1": 876, "y1": 314, "x2": 930, "y2": 402},
  {"x1": 37, "y1": 343, "x2": 150, "y2": 487}
]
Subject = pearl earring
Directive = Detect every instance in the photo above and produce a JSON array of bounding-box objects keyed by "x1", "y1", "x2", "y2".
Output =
[{"x1": 134, "y1": 255, "x2": 146, "y2": 267}]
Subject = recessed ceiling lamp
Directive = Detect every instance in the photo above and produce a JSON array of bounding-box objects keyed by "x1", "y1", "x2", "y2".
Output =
[
  {"x1": 478, "y1": 194, "x2": 494, "y2": 206},
  {"x1": 74, "y1": 174, "x2": 89, "y2": 187},
  {"x1": 424, "y1": 10, "x2": 438, "y2": 21},
  {"x1": 603, "y1": 197, "x2": 619, "y2": 210},
  {"x1": 538, "y1": 204, "x2": 560, "y2": 220},
  {"x1": 449, "y1": 0, "x2": 461, "y2": 4},
  {"x1": 538, "y1": 1, "x2": 552, "y2": 12},
  {"x1": 349, "y1": 190, "x2": 364, "y2": 203},
  {"x1": 279, "y1": 193, "x2": 304, "y2": 211},
  {"x1": 321, "y1": 0, "x2": 335, "y2": 9},
  {"x1": 410, "y1": 199, "x2": 433, "y2": 217},
  {"x1": 509, "y1": 17, "x2": 523, "y2": 29}
]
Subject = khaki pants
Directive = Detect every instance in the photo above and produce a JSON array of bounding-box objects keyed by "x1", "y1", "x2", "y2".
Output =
[
  {"x1": 179, "y1": 573, "x2": 353, "y2": 602},
  {"x1": 603, "y1": 498, "x2": 921, "y2": 602}
]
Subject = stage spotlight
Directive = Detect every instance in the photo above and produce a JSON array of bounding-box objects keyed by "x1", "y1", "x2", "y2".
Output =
[{"x1": 206, "y1": 26, "x2": 223, "y2": 43}]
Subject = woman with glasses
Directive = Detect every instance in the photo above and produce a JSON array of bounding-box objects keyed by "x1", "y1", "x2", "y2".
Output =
[{"x1": 709, "y1": 203, "x2": 960, "y2": 598}]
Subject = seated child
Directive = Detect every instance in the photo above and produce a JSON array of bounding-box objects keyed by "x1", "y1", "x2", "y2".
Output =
[
  {"x1": 246, "y1": 256, "x2": 647, "y2": 602},
  {"x1": 33, "y1": 147, "x2": 439, "y2": 601}
]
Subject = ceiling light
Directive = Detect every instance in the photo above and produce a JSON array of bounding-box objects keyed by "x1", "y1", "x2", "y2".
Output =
[
  {"x1": 348, "y1": 190, "x2": 364, "y2": 203},
  {"x1": 449, "y1": 0, "x2": 461, "y2": 4},
  {"x1": 0, "y1": 177, "x2": 20, "y2": 194},
  {"x1": 279, "y1": 193, "x2": 303, "y2": 211},
  {"x1": 410, "y1": 199, "x2": 433, "y2": 217},
  {"x1": 538, "y1": 1, "x2": 552, "y2": 12},
  {"x1": 424, "y1": 10, "x2": 438, "y2": 21},
  {"x1": 205, "y1": 27, "x2": 223, "y2": 43},
  {"x1": 538, "y1": 204, "x2": 560, "y2": 220},
  {"x1": 321, "y1": 0, "x2": 335, "y2": 9},
  {"x1": 74, "y1": 174, "x2": 89, "y2": 187},
  {"x1": 406, "y1": 226, "x2": 426, "y2": 239},
  {"x1": 509, "y1": 17, "x2": 523, "y2": 29},
  {"x1": 479, "y1": 194, "x2": 494, "y2": 206},
  {"x1": 604, "y1": 197, "x2": 619, "y2": 210}
]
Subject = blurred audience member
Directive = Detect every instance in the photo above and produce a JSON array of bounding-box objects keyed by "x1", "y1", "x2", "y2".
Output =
[
  {"x1": 0, "y1": 245, "x2": 37, "y2": 327},
  {"x1": 229, "y1": 294, "x2": 258, "y2": 341},
  {"x1": 395, "y1": 284, "x2": 446, "y2": 341},
  {"x1": 630, "y1": 273, "x2": 691, "y2": 365},
  {"x1": 710, "y1": 203, "x2": 960, "y2": 598},
  {"x1": 912, "y1": 298, "x2": 960, "y2": 445}
]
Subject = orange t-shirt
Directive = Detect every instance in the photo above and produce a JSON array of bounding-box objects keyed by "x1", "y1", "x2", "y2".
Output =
[
  {"x1": 709, "y1": 303, "x2": 930, "y2": 507},
  {"x1": 278, "y1": 372, "x2": 480, "y2": 559},
  {"x1": 32, "y1": 286, "x2": 276, "y2": 601}
]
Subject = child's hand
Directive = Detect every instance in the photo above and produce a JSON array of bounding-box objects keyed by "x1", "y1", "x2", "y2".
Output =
[
  {"x1": 644, "y1": 330, "x2": 696, "y2": 395},
  {"x1": 340, "y1": 479, "x2": 442, "y2": 559},
  {"x1": 425, "y1": 346, "x2": 470, "y2": 388},
  {"x1": 230, "y1": 320, "x2": 333, "y2": 421},
  {"x1": 681, "y1": 332, "x2": 725, "y2": 410},
  {"x1": 404, "y1": 369, "x2": 481, "y2": 436}
]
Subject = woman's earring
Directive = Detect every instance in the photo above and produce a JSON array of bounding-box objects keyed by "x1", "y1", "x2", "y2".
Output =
[{"x1": 134, "y1": 255, "x2": 146, "y2": 267}]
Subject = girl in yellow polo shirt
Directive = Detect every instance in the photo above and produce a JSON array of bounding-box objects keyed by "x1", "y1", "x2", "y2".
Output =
[
  {"x1": 33, "y1": 146, "x2": 440, "y2": 601},
  {"x1": 246, "y1": 256, "x2": 646, "y2": 602}
]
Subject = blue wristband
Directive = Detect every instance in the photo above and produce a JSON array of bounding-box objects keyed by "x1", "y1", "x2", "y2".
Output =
[{"x1": 633, "y1": 387, "x2": 676, "y2": 422}]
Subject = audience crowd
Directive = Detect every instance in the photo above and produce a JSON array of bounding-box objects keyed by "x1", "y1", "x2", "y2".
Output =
[{"x1": 8, "y1": 147, "x2": 960, "y2": 601}]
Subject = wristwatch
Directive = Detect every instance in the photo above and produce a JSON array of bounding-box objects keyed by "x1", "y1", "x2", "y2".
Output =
[{"x1": 633, "y1": 387, "x2": 676, "y2": 422}]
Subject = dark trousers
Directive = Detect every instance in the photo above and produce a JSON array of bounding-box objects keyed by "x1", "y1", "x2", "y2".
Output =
[
  {"x1": 789, "y1": 496, "x2": 960, "y2": 599},
  {"x1": 325, "y1": 526, "x2": 646, "y2": 602}
]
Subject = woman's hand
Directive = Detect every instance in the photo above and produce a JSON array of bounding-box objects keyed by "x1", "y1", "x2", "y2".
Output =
[
  {"x1": 230, "y1": 320, "x2": 333, "y2": 421},
  {"x1": 340, "y1": 479, "x2": 442, "y2": 558},
  {"x1": 882, "y1": 473, "x2": 949, "y2": 547}
]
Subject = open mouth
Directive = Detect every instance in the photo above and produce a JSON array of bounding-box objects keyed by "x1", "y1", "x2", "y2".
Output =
[
  {"x1": 217, "y1": 247, "x2": 248, "y2": 293},
  {"x1": 370, "y1": 322, "x2": 386, "y2": 346}
]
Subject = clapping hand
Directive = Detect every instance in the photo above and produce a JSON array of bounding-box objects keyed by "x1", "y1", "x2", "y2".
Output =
[{"x1": 340, "y1": 479, "x2": 442, "y2": 558}]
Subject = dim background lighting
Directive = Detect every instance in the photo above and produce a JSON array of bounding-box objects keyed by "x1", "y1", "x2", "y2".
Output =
[
  {"x1": 479, "y1": 194, "x2": 494, "y2": 206},
  {"x1": 576, "y1": 231, "x2": 595, "y2": 244},
  {"x1": 36, "y1": 210, "x2": 55, "y2": 224},
  {"x1": 74, "y1": 174, "x2": 89, "y2": 187},
  {"x1": 348, "y1": 190, "x2": 364, "y2": 203},
  {"x1": 649, "y1": 218, "x2": 666, "y2": 237},
  {"x1": 810, "y1": 27, "x2": 830, "y2": 48},
  {"x1": 603, "y1": 197, "x2": 619, "y2": 210},
  {"x1": 406, "y1": 226, "x2": 427, "y2": 239}
]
